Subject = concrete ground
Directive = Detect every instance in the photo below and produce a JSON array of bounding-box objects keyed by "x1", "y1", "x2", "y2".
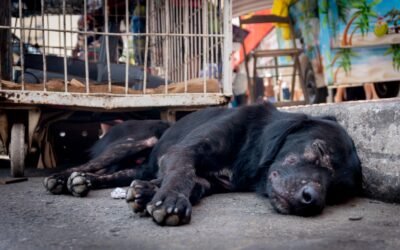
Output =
[
  {"x1": 1, "y1": 168, "x2": 400, "y2": 250},
  {"x1": 1, "y1": 99, "x2": 399, "y2": 250}
]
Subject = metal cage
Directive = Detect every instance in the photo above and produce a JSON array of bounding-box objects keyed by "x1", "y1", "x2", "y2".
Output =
[{"x1": 0, "y1": 0, "x2": 232, "y2": 110}]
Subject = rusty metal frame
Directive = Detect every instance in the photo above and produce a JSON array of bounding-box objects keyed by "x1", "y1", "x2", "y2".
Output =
[{"x1": 0, "y1": 90, "x2": 228, "y2": 110}]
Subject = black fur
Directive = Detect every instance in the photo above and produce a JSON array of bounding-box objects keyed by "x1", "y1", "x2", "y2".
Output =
[{"x1": 44, "y1": 103, "x2": 362, "y2": 226}]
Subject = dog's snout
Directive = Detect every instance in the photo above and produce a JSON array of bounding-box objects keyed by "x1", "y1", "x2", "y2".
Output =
[
  {"x1": 300, "y1": 185, "x2": 318, "y2": 205},
  {"x1": 292, "y1": 183, "x2": 325, "y2": 216}
]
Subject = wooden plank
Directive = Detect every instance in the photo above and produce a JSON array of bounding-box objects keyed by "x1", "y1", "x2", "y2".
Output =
[
  {"x1": 0, "y1": 177, "x2": 28, "y2": 185},
  {"x1": 240, "y1": 15, "x2": 290, "y2": 25}
]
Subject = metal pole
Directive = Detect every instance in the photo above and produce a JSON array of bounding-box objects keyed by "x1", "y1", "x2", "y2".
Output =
[
  {"x1": 189, "y1": 1, "x2": 193, "y2": 80},
  {"x1": 58, "y1": 12, "x2": 61, "y2": 55},
  {"x1": 143, "y1": 0, "x2": 150, "y2": 94},
  {"x1": 84, "y1": 0, "x2": 90, "y2": 93},
  {"x1": 222, "y1": 0, "x2": 232, "y2": 95},
  {"x1": 19, "y1": 0, "x2": 25, "y2": 89},
  {"x1": 41, "y1": 0, "x2": 47, "y2": 90},
  {"x1": 63, "y1": 0, "x2": 68, "y2": 91},
  {"x1": 125, "y1": 0, "x2": 129, "y2": 95},
  {"x1": 171, "y1": 3, "x2": 176, "y2": 81},
  {"x1": 183, "y1": 0, "x2": 189, "y2": 92},
  {"x1": 179, "y1": 2, "x2": 183, "y2": 82},
  {"x1": 210, "y1": 1, "x2": 215, "y2": 78},
  {"x1": 164, "y1": 0, "x2": 170, "y2": 93},
  {"x1": 0, "y1": 0, "x2": 12, "y2": 85},
  {"x1": 196, "y1": 0, "x2": 201, "y2": 85},
  {"x1": 105, "y1": 0, "x2": 112, "y2": 93},
  {"x1": 46, "y1": 14, "x2": 50, "y2": 54},
  {"x1": 202, "y1": 0, "x2": 207, "y2": 93}
]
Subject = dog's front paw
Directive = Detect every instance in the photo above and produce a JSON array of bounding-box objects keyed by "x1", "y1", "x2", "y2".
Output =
[
  {"x1": 43, "y1": 175, "x2": 68, "y2": 194},
  {"x1": 146, "y1": 191, "x2": 192, "y2": 226},
  {"x1": 126, "y1": 180, "x2": 158, "y2": 215},
  {"x1": 67, "y1": 172, "x2": 92, "y2": 197}
]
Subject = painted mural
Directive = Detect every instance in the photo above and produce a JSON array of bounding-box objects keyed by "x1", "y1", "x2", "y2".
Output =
[
  {"x1": 281, "y1": 0, "x2": 400, "y2": 86},
  {"x1": 332, "y1": 0, "x2": 400, "y2": 47}
]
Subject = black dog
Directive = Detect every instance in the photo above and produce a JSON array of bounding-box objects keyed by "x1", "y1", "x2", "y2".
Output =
[{"x1": 44, "y1": 103, "x2": 362, "y2": 226}]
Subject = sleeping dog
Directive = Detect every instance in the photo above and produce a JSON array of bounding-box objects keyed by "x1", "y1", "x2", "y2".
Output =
[{"x1": 44, "y1": 102, "x2": 362, "y2": 226}]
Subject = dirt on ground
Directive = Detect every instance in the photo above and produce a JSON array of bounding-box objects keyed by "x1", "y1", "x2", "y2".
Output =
[{"x1": 1, "y1": 167, "x2": 400, "y2": 250}]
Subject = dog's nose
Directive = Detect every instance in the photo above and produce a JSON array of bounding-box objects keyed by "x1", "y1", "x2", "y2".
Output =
[
  {"x1": 300, "y1": 185, "x2": 318, "y2": 205},
  {"x1": 293, "y1": 183, "x2": 324, "y2": 216}
]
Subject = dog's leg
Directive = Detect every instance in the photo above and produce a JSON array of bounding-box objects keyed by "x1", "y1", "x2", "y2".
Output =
[
  {"x1": 143, "y1": 148, "x2": 219, "y2": 226},
  {"x1": 146, "y1": 152, "x2": 195, "y2": 226},
  {"x1": 44, "y1": 136, "x2": 158, "y2": 195}
]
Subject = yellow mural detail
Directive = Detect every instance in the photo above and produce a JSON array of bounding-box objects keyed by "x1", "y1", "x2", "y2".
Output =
[{"x1": 272, "y1": 0, "x2": 298, "y2": 40}]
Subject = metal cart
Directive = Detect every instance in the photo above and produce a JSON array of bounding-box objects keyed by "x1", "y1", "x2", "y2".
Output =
[{"x1": 0, "y1": 0, "x2": 232, "y2": 176}]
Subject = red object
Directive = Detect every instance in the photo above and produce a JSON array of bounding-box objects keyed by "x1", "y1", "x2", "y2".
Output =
[{"x1": 232, "y1": 9, "x2": 274, "y2": 68}]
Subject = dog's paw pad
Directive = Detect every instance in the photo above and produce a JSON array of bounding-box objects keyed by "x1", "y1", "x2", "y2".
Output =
[
  {"x1": 126, "y1": 180, "x2": 157, "y2": 214},
  {"x1": 43, "y1": 176, "x2": 67, "y2": 194},
  {"x1": 67, "y1": 172, "x2": 91, "y2": 197},
  {"x1": 147, "y1": 192, "x2": 192, "y2": 226}
]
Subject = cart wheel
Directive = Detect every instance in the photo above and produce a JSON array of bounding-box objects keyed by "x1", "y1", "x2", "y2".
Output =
[
  {"x1": 304, "y1": 65, "x2": 327, "y2": 104},
  {"x1": 9, "y1": 123, "x2": 27, "y2": 177},
  {"x1": 373, "y1": 81, "x2": 400, "y2": 98}
]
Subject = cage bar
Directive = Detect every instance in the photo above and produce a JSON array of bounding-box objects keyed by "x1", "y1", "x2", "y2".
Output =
[
  {"x1": 62, "y1": 0, "x2": 68, "y2": 91},
  {"x1": 222, "y1": 0, "x2": 232, "y2": 95},
  {"x1": 41, "y1": 0, "x2": 47, "y2": 91},
  {"x1": 84, "y1": 0, "x2": 90, "y2": 93},
  {"x1": 124, "y1": 0, "x2": 129, "y2": 95},
  {"x1": 143, "y1": 0, "x2": 150, "y2": 93},
  {"x1": 164, "y1": 0, "x2": 170, "y2": 94},
  {"x1": 105, "y1": 0, "x2": 112, "y2": 92},
  {"x1": 18, "y1": 0, "x2": 25, "y2": 89}
]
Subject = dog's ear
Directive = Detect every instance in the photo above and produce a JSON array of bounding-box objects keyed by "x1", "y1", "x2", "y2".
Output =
[
  {"x1": 258, "y1": 117, "x2": 308, "y2": 168},
  {"x1": 304, "y1": 139, "x2": 334, "y2": 173}
]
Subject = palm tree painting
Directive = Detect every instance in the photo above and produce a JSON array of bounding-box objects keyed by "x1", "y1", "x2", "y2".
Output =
[
  {"x1": 312, "y1": 0, "x2": 400, "y2": 85},
  {"x1": 341, "y1": 0, "x2": 381, "y2": 46},
  {"x1": 331, "y1": 48, "x2": 358, "y2": 82},
  {"x1": 336, "y1": 0, "x2": 352, "y2": 24},
  {"x1": 385, "y1": 44, "x2": 400, "y2": 71},
  {"x1": 325, "y1": 0, "x2": 356, "y2": 45},
  {"x1": 385, "y1": 9, "x2": 400, "y2": 33}
]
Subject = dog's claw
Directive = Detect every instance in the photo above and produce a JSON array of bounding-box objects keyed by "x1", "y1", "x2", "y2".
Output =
[
  {"x1": 146, "y1": 204, "x2": 155, "y2": 215},
  {"x1": 126, "y1": 179, "x2": 158, "y2": 214},
  {"x1": 152, "y1": 209, "x2": 167, "y2": 224}
]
